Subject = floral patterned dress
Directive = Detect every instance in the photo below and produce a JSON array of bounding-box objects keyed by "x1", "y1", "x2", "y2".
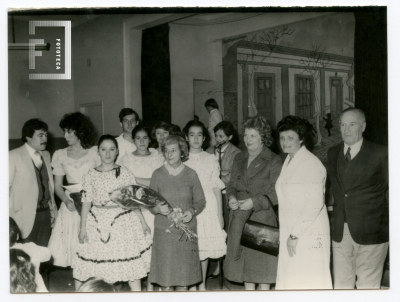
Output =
[
  {"x1": 48, "y1": 146, "x2": 100, "y2": 267},
  {"x1": 120, "y1": 148, "x2": 164, "y2": 235},
  {"x1": 72, "y1": 166, "x2": 152, "y2": 283},
  {"x1": 185, "y1": 151, "x2": 227, "y2": 260}
]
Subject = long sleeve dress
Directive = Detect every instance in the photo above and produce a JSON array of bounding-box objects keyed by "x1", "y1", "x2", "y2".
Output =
[
  {"x1": 224, "y1": 145, "x2": 282, "y2": 284},
  {"x1": 120, "y1": 148, "x2": 164, "y2": 235},
  {"x1": 184, "y1": 151, "x2": 227, "y2": 260},
  {"x1": 72, "y1": 166, "x2": 152, "y2": 283},
  {"x1": 149, "y1": 164, "x2": 206, "y2": 287},
  {"x1": 275, "y1": 146, "x2": 332, "y2": 289},
  {"x1": 48, "y1": 146, "x2": 100, "y2": 267}
]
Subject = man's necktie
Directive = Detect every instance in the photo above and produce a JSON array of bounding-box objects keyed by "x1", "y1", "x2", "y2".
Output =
[{"x1": 345, "y1": 147, "x2": 351, "y2": 162}]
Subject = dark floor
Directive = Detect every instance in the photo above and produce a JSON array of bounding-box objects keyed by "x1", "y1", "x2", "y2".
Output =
[{"x1": 47, "y1": 259, "x2": 245, "y2": 292}]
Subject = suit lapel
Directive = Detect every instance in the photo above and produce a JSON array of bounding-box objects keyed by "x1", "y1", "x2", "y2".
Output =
[
  {"x1": 334, "y1": 143, "x2": 348, "y2": 193},
  {"x1": 246, "y1": 146, "x2": 271, "y2": 179},
  {"x1": 344, "y1": 140, "x2": 371, "y2": 191},
  {"x1": 20, "y1": 145, "x2": 36, "y2": 179}
]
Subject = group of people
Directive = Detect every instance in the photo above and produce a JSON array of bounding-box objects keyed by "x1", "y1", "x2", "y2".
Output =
[{"x1": 9, "y1": 98, "x2": 388, "y2": 292}]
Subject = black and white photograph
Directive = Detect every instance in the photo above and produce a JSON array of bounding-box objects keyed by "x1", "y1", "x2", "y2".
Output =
[{"x1": 6, "y1": 2, "x2": 396, "y2": 300}]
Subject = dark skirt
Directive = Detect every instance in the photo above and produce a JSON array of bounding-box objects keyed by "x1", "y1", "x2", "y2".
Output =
[
  {"x1": 149, "y1": 227, "x2": 202, "y2": 287},
  {"x1": 224, "y1": 209, "x2": 278, "y2": 284}
]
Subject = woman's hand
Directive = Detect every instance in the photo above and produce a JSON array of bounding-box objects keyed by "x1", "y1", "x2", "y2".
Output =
[
  {"x1": 64, "y1": 199, "x2": 76, "y2": 212},
  {"x1": 154, "y1": 202, "x2": 170, "y2": 216},
  {"x1": 182, "y1": 210, "x2": 193, "y2": 223},
  {"x1": 218, "y1": 213, "x2": 224, "y2": 229},
  {"x1": 286, "y1": 236, "x2": 298, "y2": 257},
  {"x1": 239, "y1": 198, "x2": 254, "y2": 210},
  {"x1": 229, "y1": 197, "x2": 239, "y2": 210},
  {"x1": 79, "y1": 228, "x2": 88, "y2": 244}
]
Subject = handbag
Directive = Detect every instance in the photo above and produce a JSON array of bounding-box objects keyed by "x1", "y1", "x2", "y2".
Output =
[{"x1": 240, "y1": 195, "x2": 279, "y2": 256}]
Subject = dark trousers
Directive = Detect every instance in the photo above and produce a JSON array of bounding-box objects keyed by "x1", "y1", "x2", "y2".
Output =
[
  {"x1": 222, "y1": 194, "x2": 230, "y2": 233},
  {"x1": 22, "y1": 209, "x2": 51, "y2": 247}
]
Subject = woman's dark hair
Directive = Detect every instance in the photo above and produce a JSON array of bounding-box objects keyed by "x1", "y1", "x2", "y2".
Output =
[
  {"x1": 131, "y1": 125, "x2": 152, "y2": 144},
  {"x1": 77, "y1": 277, "x2": 118, "y2": 292},
  {"x1": 183, "y1": 120, "x2": 210, "y2": 150},
  {"x1": 97, "y1": 134, "x2": 119, "y2": 150},
  {"x1": 118, "y1": 108, "x2": 140, "y2": 124},
  {"x1": 204, "y1": 98, "x2": 219, "y2": 109},
  {"x1": 276, "y1": 115, "x2": 315, "y2": 150},
  {"x1": 9, "y1": 217, "x2": 21, "y2": 247},
  {"x1": 242, "y1": 115, "x2": 273, "y2": 147},
  {"x1": 59, "y1": 112, "x2": 95, "y2": 149},
  {"x1": 169, "y1": 124, "x2": 181, "y2": 135},
  {"x1": 151, "y1": 121, "x2": 171, "y2": 148},
  {"x1": 162, "y1": 135, "x2": 189, "y2": 162},
  {"x1": 214, "y1": 121, "x2": 239, "y2": 146},
  {"x1": 10, "y1": 249, "x2": 36, "y2": 293},
  {"x1": 21, "y1": 118, "x2": 48, "y2": 143}
]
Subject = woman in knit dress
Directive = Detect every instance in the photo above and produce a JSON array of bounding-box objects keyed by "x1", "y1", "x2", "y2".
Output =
[
  {"x1": 183, "y1": 120, "x2": 226, "y2": 290},
  {"x1": 149, "y1": 135, "x2": 206, "y2": 291},
  {"x1": 72, "y1": 135, "x2": 152, "y2": 291},
  {"x1": 224, "y1": 116, "x2": 282, "y2": 290}
]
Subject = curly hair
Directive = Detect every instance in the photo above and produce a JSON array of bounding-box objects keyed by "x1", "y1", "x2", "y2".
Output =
[
  {"x1": 183, "y1": 120, "x2": 210, "y2": 150},
  {"x1": 77, "y1": 277, "x2": 118, "y2": 292},
  {"x1": 242, "y1": 115, "x2": 273, "y2": 147},
  {"x1": 277, "y1": 115, "x2": 315, "y2": 150},
  {"x1": 161, "y1": 135, "x2": 189, "y2": 162},
  {"x1": 59, "y1": 112, "x2": 95, "y2": 149},
  {"x1": 10, "y1": 249, "x2": 36, "y2": 293},
  {"x1": 21, "y1": 118, "x2": 48, "y2": 142}
]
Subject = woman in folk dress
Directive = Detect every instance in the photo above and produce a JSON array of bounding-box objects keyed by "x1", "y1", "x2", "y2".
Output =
[{"x1": 72, "y1": 135, "x2": 151, "y2": 291}]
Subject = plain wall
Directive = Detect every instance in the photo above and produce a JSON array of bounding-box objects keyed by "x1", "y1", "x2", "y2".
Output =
[
  {"x1": 8, "y1": 18, "x2": 74, "y2": 139},
  {"x1": 72, "y1": 15, "x2": 129, "y2": 136}
]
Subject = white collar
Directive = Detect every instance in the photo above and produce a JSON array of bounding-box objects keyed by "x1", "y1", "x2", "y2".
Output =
[
  {"x1": 164, "y1": 162, "x2": 184, "y2": 176},
  {"x1": 25, "y1": 143, "x2": 41, "y2": 158},
  {"x1": 344, "y1": 138, "x2": 363, "y2": 157},
  {"x1": 210, "y1": 108, "x2": 218, "y2": 114}
]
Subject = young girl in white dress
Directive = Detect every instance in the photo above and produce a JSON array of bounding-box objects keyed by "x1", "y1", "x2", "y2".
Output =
[
  {"x1": 120, "y1": 125, "x2": 164, "y2": 291},
  {"x1": 72, "y1": 135, "x2": 152, "y2": 291},
  {"x1": 183, "y1": 120, "x2": 226, "y2": 290},
  {"x1": 48, "y1": 112, "x2": 99, "y2": 268}
]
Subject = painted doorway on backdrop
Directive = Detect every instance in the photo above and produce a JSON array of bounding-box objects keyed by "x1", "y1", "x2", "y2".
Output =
[
  {"x1": 329, "y1": 77, "x2": 343, "y2": 114},
  {"x1": 254, "y1": 72, "x2": 275, "y2": 126}
]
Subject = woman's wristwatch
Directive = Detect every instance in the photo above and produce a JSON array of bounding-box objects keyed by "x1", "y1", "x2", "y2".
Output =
[{"x1": 289, "y1": 234, "x2": 298, "y2": 240}]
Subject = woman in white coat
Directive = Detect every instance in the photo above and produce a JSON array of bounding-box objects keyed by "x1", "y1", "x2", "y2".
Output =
[{"x1": 275, "y1": 116, "x2": 332, "y2": 290}]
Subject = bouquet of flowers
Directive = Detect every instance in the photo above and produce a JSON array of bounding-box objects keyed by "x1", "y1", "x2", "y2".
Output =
[{"x1": 109, "y1": 185, "x2": 198, "y2": 241}]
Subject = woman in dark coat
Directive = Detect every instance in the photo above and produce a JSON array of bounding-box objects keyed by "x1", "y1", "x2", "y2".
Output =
[{"x1": 224, "y1": 115, "x2": 282, "y2": 290}]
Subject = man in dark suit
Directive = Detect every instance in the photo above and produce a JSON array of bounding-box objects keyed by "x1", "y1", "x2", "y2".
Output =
[{"x1": 326, "y1": 108, "x2": 388, "y2": 289}]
